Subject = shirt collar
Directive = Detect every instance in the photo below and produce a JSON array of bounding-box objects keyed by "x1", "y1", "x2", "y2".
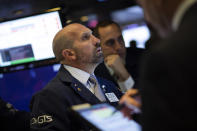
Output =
[
  {"x1": 172, "y1": 0, "x2": 197, "y2": 31},
  {"x1": 63, "y1": 64, "x2": 90, "y2": 86}
]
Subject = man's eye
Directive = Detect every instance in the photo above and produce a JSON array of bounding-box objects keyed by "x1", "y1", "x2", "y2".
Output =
[
  {"x1": 105, "y1": 39, "x2": 115, "y2": 46},
  {"x1": 118, "y1": 36, "x2": 124, "y2": 45},
  {"x1": 82, "y1": 34, "x2": 90, "y2": 40}
]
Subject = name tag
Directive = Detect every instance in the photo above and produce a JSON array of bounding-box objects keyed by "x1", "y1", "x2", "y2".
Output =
[{"x1": 105, "y1": 93, "x2": 119, "y2": 102}]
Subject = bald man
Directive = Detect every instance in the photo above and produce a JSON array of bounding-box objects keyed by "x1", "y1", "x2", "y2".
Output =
[
  {"x1": 30, "y1": 23, "x2": 122, "y2": 131},
  {"x1": 120, "y1": 0, "x2": 197, "y2": 130}
]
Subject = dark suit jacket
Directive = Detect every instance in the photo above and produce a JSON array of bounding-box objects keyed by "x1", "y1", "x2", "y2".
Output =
[
  {"x1": 140, "y1": 3, "x2": 197, "y2": 131},
  {"x1": 30, "y1": 65, "x2": 122, "y2": 131},
  {"x1": 95, "y1": 47, "x2": 144, "y2": 89}
]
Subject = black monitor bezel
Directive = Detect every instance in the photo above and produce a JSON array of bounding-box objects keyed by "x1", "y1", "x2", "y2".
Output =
[{"x1": 0, "y1": 8, "x2": 65, "y2": 73}]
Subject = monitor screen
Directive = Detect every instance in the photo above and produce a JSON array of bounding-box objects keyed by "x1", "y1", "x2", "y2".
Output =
[
  {"x1": 72, "y1": 103, "x2": 141, "y2": 131},
  {"x1": 0, "y1": 64, "x2": 60, "y2": 111},
  {"x1": 122, "y1": 24, "x2": 150, "y2": 48},
  {"x1": 122, "y1": 23, "x2": 150, "y2": 48},
  {"x1": 0, "y1": 11, "x2": 62, "y2": 68}
]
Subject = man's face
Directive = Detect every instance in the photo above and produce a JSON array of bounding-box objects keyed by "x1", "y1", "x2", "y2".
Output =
[
  {"x1": 98, "y1": 24, "x2": 126, "y2": 61},
  {"x1": 72, "y1": 24, "x2": 103, "y2": 64}
]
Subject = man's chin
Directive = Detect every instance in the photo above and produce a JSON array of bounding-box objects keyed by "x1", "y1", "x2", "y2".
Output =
[
  {"x1": 96, "y1": 52, "x2": 103, "y2": 59},
  {"x1": 93, "y1": 56, "x2": 104, "y2": 64}
]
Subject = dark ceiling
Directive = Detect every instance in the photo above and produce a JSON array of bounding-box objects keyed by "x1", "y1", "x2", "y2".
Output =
[{"x1": 0, "y1": 0, "x2": 136, "y2": 21}]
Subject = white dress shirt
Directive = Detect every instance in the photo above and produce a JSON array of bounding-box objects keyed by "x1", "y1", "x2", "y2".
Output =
[
  {"x1": 63, "y1": 65, "x2": 106, "y2": 101},
  {"x1": 64, "y1": 64, "x2": 90, "y2": 88},
  {"x1": 105, "y1": 63, "x2": 135, "y2": 93}
]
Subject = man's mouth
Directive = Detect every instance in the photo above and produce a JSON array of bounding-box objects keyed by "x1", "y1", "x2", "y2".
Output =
[{"x1": 96, "y1": 47, "x2": 102, "y2": 53}]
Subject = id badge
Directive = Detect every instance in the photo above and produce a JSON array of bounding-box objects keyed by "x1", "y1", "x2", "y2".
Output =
[{"x1": 105, "y1": 93, "x2": 119, "y2": 102}]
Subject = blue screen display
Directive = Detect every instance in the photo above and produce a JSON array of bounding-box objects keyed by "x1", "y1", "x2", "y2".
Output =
[{"x1": 0, "y1": 64, "x2": 60, "y2": 111}]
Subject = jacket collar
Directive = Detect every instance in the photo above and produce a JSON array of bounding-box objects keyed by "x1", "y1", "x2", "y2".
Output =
[
  {"x1": 57, "y1": 65, "x2": 119, "y2": 105},
  {"x1": 57, "y1": 65, "x2": 101, "y2": 104}
]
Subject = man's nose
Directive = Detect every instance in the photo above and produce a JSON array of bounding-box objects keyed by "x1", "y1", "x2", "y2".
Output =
[
  {"x1": 114, "y1": 41, "x2": 122, "y2": 51},
  {"x1": 93, "y1": 35, "x2": 101, "y2": 46}
]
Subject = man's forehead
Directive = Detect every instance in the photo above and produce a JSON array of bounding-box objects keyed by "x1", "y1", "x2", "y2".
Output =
[
  {"x1": 99, "y1": 25, "x2": 121, "y2": 38},
  {"x1": 64, "y1": 23, "x2": 88, "y2": 32},
  {"x1": 64, "y1": 24, "x2": 91, "y2": 36},
  {"x1": 75, "y1": 28, "x2": 92, "y2": 38},
  {"x1": 66, "y1": 23, "x2": 83, "y2": 28}
]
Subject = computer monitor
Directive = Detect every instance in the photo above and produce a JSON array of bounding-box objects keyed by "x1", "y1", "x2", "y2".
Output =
[
  {"x1": 110, "y1": 5, "x2": 150, "y2": 48},
  {"x1": 0, "y1": 10, "x2": 63, "y2": 72},
  {"x1": 0, "y1": 64, "x2": 60, "y2": 111},
  {"x1": 122, "y1": 23, "x2": 150, "y2": 48}
]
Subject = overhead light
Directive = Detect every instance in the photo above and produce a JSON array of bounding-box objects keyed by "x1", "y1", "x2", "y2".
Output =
[
  {"x1": 80, "y1": 16, "x2": 88, "y2": 22},
  {"x1": 46, "y1": 7, "x2": 61, "y2": 12},
  {"x1": 13, "y1": 9, "x2": 24, "y2": 16},
  {"x1": 0, "y1": 18, "x2": 5, "y2": 22},
  {"x1": 66, "y1": 20, "x2": 72, "y2": 24}
]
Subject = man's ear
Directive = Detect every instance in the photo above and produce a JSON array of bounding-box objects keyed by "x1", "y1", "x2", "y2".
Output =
[{"x1": 62, "y1": 49, "x2": 76, "y2": 61}]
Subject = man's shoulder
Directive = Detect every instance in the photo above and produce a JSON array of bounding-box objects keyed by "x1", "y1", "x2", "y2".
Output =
[{"x1": 31, "y1": 71, "x2": 73, "y2": 101}]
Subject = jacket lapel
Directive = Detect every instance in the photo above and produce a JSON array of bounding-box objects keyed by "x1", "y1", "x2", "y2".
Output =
[
  {"x1": 57, "y1": 65, "x2": 101, "y2": 104},
  {"x1": 70, "y1": 79, "x2": 101, "y2": 104}
]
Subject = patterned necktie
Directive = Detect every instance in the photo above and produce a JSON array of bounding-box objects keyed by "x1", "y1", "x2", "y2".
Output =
[
  {"x1": 88, "y1": 75, "x2": 97, "y2": 94},
  {"x1": 88, "y1": 74, "x2": 106, "y2": 102}
]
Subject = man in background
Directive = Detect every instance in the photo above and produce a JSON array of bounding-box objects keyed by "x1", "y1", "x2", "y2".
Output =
[
  {"x1": 30, "y1": 23, "x2": 122, "y2": 131},
  {"x1": 94, "y1": 20, "x2": 144, "y2": 92},
  {"x1": 120, "y1": 0, "x2": 197, "y2": 130}
]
